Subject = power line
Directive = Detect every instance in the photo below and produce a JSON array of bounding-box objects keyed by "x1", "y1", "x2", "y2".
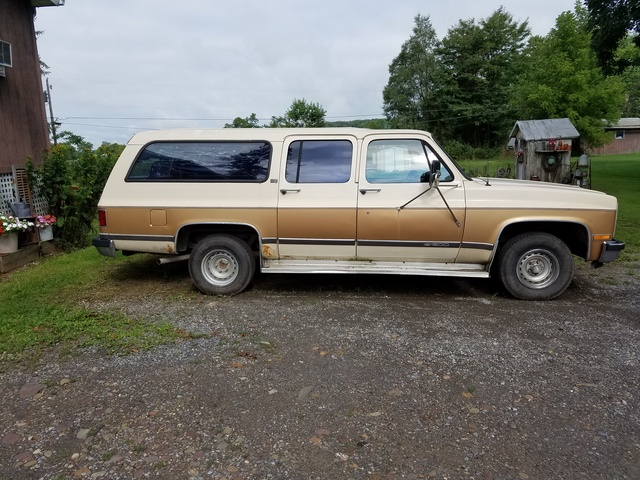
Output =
[{"x1": 59, "y1": 113, "x2": 386, "y2": 122}]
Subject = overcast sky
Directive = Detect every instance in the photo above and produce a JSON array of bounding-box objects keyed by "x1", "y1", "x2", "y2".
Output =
[{"x1": 34, "y1": 0, "x2": 578, "y2": 146}]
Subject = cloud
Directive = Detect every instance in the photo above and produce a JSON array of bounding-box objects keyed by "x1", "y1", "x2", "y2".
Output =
[{"x1": 34, "y1": 0, "x2": 577, "y2": 145}]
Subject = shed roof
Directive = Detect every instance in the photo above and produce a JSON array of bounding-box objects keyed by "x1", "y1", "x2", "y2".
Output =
[{"x1": 509, "y1": 118, "x2": 579, "y2": 141}]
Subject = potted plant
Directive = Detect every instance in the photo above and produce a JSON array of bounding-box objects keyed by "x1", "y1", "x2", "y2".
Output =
[
  {"x1": 35, "y1": 214, "x2": 56, "y2": 242},
  {"x1": 0, "y1": 214, "x2": 34, "y2": 253}
]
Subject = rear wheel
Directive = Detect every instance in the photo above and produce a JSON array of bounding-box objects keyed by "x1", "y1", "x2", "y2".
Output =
[
  {"x1": 189, "y1": 235, "x2": 254, "y2": 295},
  {"x1": 496, "y1": 233, "x2": 574, "y2": 300}
]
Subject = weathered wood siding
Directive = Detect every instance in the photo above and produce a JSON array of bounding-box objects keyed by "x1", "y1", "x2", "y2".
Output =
[
  {"x1": 590, "y1": 130, "x2": 640, "y2": 155},
  {"x1": 0, "y1": 0, "x2": 50, "y2": 174},
  {"x1": 514, "y1": 137, "x2": 573, "y2": 183}
]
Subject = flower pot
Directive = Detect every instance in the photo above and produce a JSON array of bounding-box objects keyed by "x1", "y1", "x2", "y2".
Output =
[
  {"x1": 0, "y1": 233, "x2": 19, "y2": 254},
  {"x1": 39, "y1": 226, "x2": 54, "y2": 242}
]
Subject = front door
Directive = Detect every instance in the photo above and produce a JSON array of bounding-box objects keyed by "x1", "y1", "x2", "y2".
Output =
[
  {"x1": 277, "y1": 135, "x2": 358, "y2": 259},
  {"x1": 356, "y1": 136, "x2": 466, "y2": 262}
]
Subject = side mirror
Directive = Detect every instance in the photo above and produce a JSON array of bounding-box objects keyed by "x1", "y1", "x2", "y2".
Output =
[{"x1": 429, "y1": 160, "x2": 441, "y2": 188}]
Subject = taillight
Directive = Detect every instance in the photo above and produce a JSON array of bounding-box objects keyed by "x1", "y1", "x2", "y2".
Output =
[{"x1": 98, "y1": 210, "x2": 107, "y2": 227}]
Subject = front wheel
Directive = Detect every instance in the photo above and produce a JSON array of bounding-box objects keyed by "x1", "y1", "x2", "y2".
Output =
[
  {"x1": 495, "y1": 233, "x2": 574, "y2": 300},
  {"x1": 189, "y1": 235, "x2": 255, "y2": 295}
]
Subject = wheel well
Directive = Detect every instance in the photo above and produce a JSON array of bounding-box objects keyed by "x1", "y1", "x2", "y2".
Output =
[
  {"x1": 176, "y1": 224, "x2": 260, "y2": 254},
  {"x1": 496, "y1": 221, "x2": 589, "y2": 259}
]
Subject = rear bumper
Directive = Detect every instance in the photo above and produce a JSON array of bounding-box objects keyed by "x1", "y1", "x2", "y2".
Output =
[
  {"x1": 597, "y1": 239, "x2": 625, "y2": 263},
  {"x1": 92, "y1": 236, "x2": 117, "y2": 257}
]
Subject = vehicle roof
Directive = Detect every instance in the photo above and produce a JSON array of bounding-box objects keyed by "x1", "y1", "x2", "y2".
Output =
[{"x1": 127, "y1": 128, "x2": 434, "y2": 144}]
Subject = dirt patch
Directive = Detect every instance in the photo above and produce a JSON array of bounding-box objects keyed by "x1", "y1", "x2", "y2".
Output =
[{"x1": 1, "y1": 259, "x2": 639, "y2": 479}]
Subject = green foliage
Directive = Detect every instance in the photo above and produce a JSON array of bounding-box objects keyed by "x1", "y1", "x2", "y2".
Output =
[
  {"x1": 511, "y1": 9, "x2": 625, "y2": 148},
  {"x1": 621, "y1": 66, "x2": 640, "y2": 117},
  {"x1": 616, "y1": 36, "x2": 640, "y2": 116},
  {"x1": 27, "y1": 133, "x2": 123, "y2": 250},
  {"x1": 269, "y1": 98, "x2": 326, "y2": 127},
  {"x1": 442, "y1": 140, "x2": 500, "y2": 161},
  {"x1": 438, "y1": 8, "x2": 530, "y2": 147},
  {"x1": 383, "y1": 9, "x2": 530, "y2": 148},
  {"x1": 586, "y1": 0, "x2": 640, "y2": 73},
  {"x1": 443, "y1": 140, "x2": 475, "y2": 160},
  {"x1": 224, "y1": 113, "x2": 261, "y2": 128},
  {"x1": 383, "y1": 14, "x2": 450, "y2": 136},
  {"x1": 325, "y1": 118, "x2": 390, "y2": 128}
]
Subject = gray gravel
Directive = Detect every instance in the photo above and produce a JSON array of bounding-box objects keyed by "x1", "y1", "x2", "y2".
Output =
[{"x1": 1, "y1": 260, "x2": 639, "y2": 480}]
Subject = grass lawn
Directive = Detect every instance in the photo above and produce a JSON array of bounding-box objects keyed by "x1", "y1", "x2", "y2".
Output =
[
  {"x1": 590, "y1": 153, "x2": 640, "y2": 261},
  {"x1": 0, "y1": 248, "x2": 191, "y2": 365}
]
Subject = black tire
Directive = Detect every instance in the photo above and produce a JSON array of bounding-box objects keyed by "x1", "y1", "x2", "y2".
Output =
[
  {"x1": 495, "y1": 232, "x2": 574, "y2": 300},
  {"x1": 188, "y1": 235, "x2": 255, "y2": 295}
]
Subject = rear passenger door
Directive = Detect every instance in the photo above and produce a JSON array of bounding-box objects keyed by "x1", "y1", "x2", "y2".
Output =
[{"x1": 276, "y1": 135, "x2": 358, "y2": 259}]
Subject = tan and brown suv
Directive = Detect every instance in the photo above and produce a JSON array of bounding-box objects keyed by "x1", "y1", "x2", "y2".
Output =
[{"x1": 93, "y1": 128, "x2": 624, "y2": 300}]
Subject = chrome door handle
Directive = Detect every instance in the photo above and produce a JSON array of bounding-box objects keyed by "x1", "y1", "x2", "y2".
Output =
[
  {"x1": 359, "y1": 188, "x2": 381, "y2": 194},
  {"x1": 280, "y1": 189, "x2": 301, "y2": 195}
]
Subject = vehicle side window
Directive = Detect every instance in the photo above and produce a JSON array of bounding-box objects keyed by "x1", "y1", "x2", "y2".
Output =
[
  {"x1": 126, "y1": 142, "x2": 271, "y2": 182},
  {"x1": 285, "y1": 140, "x2": 353, "y2": 183},
  {"x1": 365, "y1": 139, "x2": 453, "y2": 183}
]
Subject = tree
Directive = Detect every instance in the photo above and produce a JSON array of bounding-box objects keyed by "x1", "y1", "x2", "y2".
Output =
[
  {"x1": 224, "y1": 113, "x2": 261, "y2": 128},
  {"x1": 325, "y1": 118, "x2": 389, "y2": 128},
  {"x1": 616, "y1": 35, "x2": 640, "y2": 116},
  {"x1": 585, "y1": 0, "x2": 640, "y2": 73},
  {"x1": 382, "y1": 15, "x2": 450, "y2": 136},
  {"x1": 269, "y1": 98, "x2": 326, "y2": 127},
  {"x1": 438, "y1": 8, "x2": 530, "y2": 147},
  {"x1": 512, "y1": 8, "x2": 625, "y2": 148}
]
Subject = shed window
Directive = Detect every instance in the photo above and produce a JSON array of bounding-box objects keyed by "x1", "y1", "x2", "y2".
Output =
[{"x1": 615, "y1": 130, "x2": 625, "y2": 140}]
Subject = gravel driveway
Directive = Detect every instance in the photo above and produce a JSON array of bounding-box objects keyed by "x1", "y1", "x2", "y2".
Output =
[{"x1": 1, "y1": 259, "x2": 639, "y2": 480}]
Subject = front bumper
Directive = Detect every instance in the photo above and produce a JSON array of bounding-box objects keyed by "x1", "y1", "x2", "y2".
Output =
[
  {"x1": 92, "y1": 236, "x2": 117, "y2": 258},
  {"x1": 597, "y1": 239, "x2": 625, "y2": 263}
]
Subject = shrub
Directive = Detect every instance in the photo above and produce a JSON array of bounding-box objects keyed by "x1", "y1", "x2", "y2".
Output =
[{"x1": 27, "y1": 133, "x2": 123, "y2": 250}]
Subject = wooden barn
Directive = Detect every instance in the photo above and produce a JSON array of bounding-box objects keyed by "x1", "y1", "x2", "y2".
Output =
[
  {"x1": 509, "y1": 118, "x2": 580, "y2": 183},
  {"x1": 0, "y1": 0, "x2": 64, "y2": 216}
]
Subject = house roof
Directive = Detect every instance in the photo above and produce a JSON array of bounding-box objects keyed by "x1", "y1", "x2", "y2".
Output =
[
  {"x1": 509, "y1": 118, "x2": 580, "y2": 140},
  {"x1": 605, "y1": 117, "x2": 640, "y2": 130}
]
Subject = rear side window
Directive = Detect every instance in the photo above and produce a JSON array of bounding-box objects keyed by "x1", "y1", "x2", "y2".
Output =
[
  {"x1": 126, "y1": 141, "x2": 271, "y2": 182},
  {"x1": 285, "y1": 140, "x2": 353, "y2": 183}
]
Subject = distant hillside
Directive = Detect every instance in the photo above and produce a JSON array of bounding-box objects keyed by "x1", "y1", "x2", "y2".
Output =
[{"x1": 325, "y1": 118, "x2": 390, "y2": 129}]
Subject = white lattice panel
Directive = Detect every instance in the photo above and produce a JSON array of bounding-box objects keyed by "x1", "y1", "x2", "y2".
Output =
[
  {"x1": 0, "y1": 173, "x2": 15, "y2": 215},
  {"x1": 0, "y1": 172, "x2": 48, "y2": 216},
  {"x1": 30, "y1": 186, "x2": 49, "y2": 216}
]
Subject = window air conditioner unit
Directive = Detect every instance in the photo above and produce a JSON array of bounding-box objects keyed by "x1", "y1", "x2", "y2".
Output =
[{"x1": 0, "y1": 41, "x2": 12, "y2": 69}]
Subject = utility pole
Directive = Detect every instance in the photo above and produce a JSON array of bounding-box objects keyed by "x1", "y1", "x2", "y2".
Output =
[{"x1": 45, "y1": 77, "x2": 58, "y2": 145}]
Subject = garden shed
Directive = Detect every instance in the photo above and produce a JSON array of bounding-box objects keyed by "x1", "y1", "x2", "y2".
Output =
[{"x1": 509, "y1": 118, "x2": 580, "y2": 183}]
